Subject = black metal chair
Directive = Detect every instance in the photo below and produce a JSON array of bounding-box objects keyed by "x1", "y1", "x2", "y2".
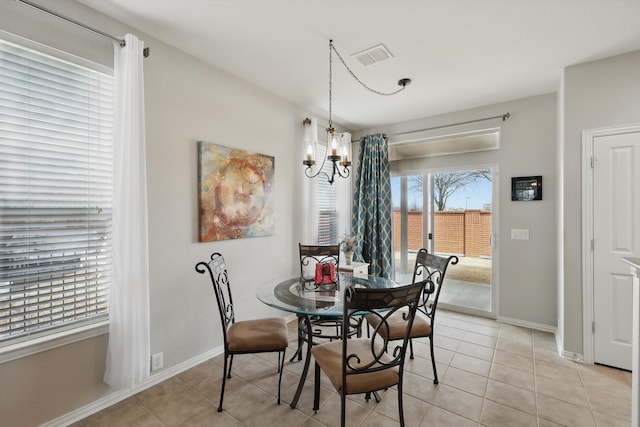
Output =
[
  {"x1": 195, "y1": 252, "x2": 288, "y2": 412},
  {"x1": 311, "y1": 281, "x2": 426, "y2": 427},
  {"x1": 292, "y1": 244, "x2": 344, "y2": 361},
  {"x1": 299, "y1": 243, "x2": 340, "y2": 283},
  {"x1": 366, "y1": 248, "x2": 458, "y2": 384},
  {"x1": 295, "y1": 244, "x2": 365, "y2": 357}
]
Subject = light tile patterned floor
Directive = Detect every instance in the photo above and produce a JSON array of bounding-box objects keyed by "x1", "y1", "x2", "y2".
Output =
[{"x1": 75, "y1": 310, "x2": 631, "y2": 427}]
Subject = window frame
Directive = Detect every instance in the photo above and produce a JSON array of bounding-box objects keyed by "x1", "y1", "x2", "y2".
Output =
[{"x1": 0, "y1": 32, "x2": 114, "y2": 360}]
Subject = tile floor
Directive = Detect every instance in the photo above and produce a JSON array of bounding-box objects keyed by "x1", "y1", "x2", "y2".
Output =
[
  {"x1": 75, "y1": 310, "x2": 631, "y2": 426},
  {"x1": 438, "y1": 279, "x2": 491, "y2": 312},
  {"x1": 395, "y1": 270, "x2": 491, "y2": 312}
]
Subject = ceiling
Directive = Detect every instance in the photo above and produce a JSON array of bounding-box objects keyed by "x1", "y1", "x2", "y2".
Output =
[{"x1": 76, "y1": 0, "x2": 640, "y2": 131}]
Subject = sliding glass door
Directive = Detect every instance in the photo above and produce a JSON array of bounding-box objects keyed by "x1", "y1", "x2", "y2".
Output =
[
  {"x1": 392, "y1": 167, "x2": 495, "y2": 315},
  {"x1": 392, "y1": 174, "x2": 428, "y2": 283}
]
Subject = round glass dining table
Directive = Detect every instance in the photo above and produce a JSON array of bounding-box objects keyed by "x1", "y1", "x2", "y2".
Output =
[
  {"x1": 256, "y1": 273, "x2": 400, "y2": 409},
  {"x1": 256, "y1": 273, "x2": 398, "y2": 316}
]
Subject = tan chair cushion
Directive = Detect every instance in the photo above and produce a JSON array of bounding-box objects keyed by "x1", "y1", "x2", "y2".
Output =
[
  {"x1": 227, "y1": 317, "x2": 288, "y2": 352},
  {"x1": 311, "y1": 339, "x2": 399, "y2": 395},
  {"x1": 365, "y1": 308, "x2": 431, "y2": 341}
]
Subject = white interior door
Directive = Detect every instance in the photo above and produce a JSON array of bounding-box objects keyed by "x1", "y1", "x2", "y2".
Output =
[{"x1": 593, "y1": 131, "x2": 640, "y2": 370}]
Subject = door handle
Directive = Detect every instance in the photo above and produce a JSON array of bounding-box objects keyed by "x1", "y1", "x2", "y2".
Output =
[{"x1": 490, "y1": 234, "x2": 496, "y2": 248}]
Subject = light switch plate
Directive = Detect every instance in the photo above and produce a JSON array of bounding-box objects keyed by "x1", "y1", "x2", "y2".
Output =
[{"x1": 511, "y1": 229, "x2": 529, "y2": 240}]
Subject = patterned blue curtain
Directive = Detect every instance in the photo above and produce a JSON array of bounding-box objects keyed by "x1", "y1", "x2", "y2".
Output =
[{"x1": 352, "y1": 133, "x2": 392, "y2": 278}]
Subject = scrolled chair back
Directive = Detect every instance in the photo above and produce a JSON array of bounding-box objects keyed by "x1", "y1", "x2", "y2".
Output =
[
  {"x1": 341, "y1": 281, "x2": 426, "y2": 372},
  {"x1": 298, "y1": 243, "x2": 340, "y2": 282},
  {"x1": 195, "y1": 252, "x2": 235, "y2": 333},
  {"x1": 412, "y1": 248, "x2": 459, "y2": 318}
]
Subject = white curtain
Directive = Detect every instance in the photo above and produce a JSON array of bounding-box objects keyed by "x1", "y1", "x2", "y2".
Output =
[
  {"x1": 104, "y1": 34, "x2": 150, "y2": 390},
  {"x1": 303, "y1": 117, "x2": 319, "y2": 243},
  {"x1": 338, "y1": 132, "x2": 353, "y2": 237}
]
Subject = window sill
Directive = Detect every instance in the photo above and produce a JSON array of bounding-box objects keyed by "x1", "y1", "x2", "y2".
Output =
[{"x1": 0, "y1": 320, "x2": 109, "y2": 364}]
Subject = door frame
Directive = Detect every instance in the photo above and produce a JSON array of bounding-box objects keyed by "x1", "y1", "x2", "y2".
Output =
[
  {"x1": 436, "y1": 164, "x2": 499, "y2": 319},
  {"x1": 582, "y1": 123, "x2": 640, "y2": 364}
]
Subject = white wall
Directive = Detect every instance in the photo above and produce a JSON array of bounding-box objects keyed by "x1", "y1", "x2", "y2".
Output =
[
  {"x1": 144, "y1": 38, "x2": 306, "y2": 369},
  {"x1": 560, "y1": 50, "x2": 640, "y2": 355},
  {"x1": 0, "y1": 1, "x2": 306, "y2": 425},
  {"x1": 354, "y1": 93, "x2": 558, "y2": 328}
]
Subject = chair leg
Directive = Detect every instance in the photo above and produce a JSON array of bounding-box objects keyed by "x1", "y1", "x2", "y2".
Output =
[
  {"x1": 227, "y1": 354, "x2": 234, "y2": 379},
  {"x1": 298, "y1": 315, "x2": 304, "y2": 361},
  {"x1": 397, "y1": 381, "x2": 405, "y2": 427},
  {"x1": 291, "y1": 315, "x2": 306, "y2": 362},
  {"x1": 365, "y1": 391, "x2": 381, "y2": 402},
  {"x1": 409, "y1": 338, "x2": 415, "y2": 359},
  {"x1": 313, "y1": 362, "x2": 321, "y2": 412},
  {"x1": 218, "y1": 354, "x2": 229, "y2": 412},
  {"x1": 340, "y1": 392, "x2": 346, "y2": 427},
  {"x1": 277, "y1": 349, "x2": 286, "y2": 405},
  {"x1": 429, "y1": 336, "x2": 438, "y2": 384}
]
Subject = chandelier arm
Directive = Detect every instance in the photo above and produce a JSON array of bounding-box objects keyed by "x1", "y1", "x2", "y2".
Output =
[
  {"x1": 303, "y1": 160, "x2": 349, "y2": 185},
  {"x1": 304, "y1": 151, "x2": 334, "y2": 181},
  {"x1": 335, "y1": 163, "x2": 350, "y2": 179},
  {"x1": 304, "y1": 166, "x2": 332, "y2": 182},
  {"x1": 329, "y1": 161, "x2": 349, "y2": 184},
  {"x1": 330, "y1": 42, "x2": 407, "y2": 96}
]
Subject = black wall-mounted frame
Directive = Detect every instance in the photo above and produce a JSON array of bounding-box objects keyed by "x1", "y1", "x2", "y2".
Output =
[{"x1": 511, "y1": 176, "x2": 542, "y2": 201}]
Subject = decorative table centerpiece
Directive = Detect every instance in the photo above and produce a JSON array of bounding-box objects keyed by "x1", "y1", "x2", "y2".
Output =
[{"x1": 340, "y1": 234, "x2": 358, "y2": 265}]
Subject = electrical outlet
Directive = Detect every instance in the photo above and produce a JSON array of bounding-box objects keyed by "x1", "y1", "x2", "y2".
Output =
[
  {"x1": 151, "y1": 352, "x2": 163, "y2": 371},
  {"x1": 511, "y1": 228, "x2": 529, "y2": 240}
]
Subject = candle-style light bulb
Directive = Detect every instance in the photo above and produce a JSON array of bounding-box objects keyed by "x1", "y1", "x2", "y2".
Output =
[
  {"x1": 331, "y1": 137, "x2": 338, "y2": 156},
  {"x1": 306, "y1": 144, "x2": 313, "y2": 161}
]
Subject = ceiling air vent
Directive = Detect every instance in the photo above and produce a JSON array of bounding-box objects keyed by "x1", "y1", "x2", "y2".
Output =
[{"x1": 352, "y1": 44, "x2": 393, "y2": 66}]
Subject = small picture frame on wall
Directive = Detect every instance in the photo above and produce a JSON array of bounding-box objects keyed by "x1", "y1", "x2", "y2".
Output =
[{"x1": 511, "y1": 176, "x2": 542, "y2": 201}]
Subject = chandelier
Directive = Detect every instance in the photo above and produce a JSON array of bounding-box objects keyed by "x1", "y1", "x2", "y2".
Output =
[{"x1": 303, "y1": 40, "x2": 411, "y2": 185}]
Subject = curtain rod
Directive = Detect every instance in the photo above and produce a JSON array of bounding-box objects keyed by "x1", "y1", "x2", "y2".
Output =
[
  {"x1": 15, "y1": 0, "x2": 150, "y2": 57},
  {"x1": 353, "y1": 112, "x2": 510, "y2": 142}
]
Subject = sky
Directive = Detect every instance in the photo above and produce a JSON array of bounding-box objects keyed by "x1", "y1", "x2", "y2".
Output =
[{"x1": 391, "y1": 175, "x2": 492, "y2": 210}]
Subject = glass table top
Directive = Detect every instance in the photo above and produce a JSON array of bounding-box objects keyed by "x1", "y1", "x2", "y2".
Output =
[{"x1": 256, "y1": 273, "x2": 399, "y2": 316}]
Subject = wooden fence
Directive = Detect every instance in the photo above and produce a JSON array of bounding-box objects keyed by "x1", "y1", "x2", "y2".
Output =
[{"x1": 393, "y1": 209, "x2": 492, "y2": 257}]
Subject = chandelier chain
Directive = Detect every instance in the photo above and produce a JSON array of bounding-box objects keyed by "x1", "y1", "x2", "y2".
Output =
[
  {"x1": 330, "y1": 41, "x2": 408, "y2": 97},
  {"x1": 303, "y1": 39, "x2": 404, "y2": 185},
  {"x1": 329, "y1": 40, "x2": 333, "y2": 128}
]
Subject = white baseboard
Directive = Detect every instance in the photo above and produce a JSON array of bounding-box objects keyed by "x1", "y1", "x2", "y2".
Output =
[
  {"x1": 554, "y1": 329, "x2": 585, "y2": 362},
  {"x1": 497, "y1": 315, "x2": 557, "y2": 334},
  {"x1": 560, "y1": 349, "x2": 585, "y2": 362},
  {"x1": 40, "y1": 345, "x2": 225, "y2": 427}
]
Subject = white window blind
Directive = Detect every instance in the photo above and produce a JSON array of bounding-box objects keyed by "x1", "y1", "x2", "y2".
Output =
[
  {"x1": 0, "y1": 38, "x2": 113, "y2": 344},
  {"x1": 316, "y1": 144, "x2": 338, "y2": 245}
]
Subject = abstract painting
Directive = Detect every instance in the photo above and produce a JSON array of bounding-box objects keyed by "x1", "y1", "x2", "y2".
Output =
[{"x1": 198, "y1": 141, "x2": 275, "y2": 241}]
